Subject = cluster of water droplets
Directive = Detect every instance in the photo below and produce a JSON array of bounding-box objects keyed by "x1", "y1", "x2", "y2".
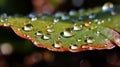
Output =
[{"x1": 1, "y1": 2, "x2": 115, "y2": 50}]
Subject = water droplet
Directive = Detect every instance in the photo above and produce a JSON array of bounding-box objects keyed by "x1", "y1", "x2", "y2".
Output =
[
  {"x1": 73, "y1": 24, "x2": 82, "y2": 31},
  {"x1": 41, "y1": 34, "x2": 51, "y2": 40},
  {"x1": 35, "y1": 31, "x2": 43, "y2": 36},
  {"x1": 52, "y1": 40, "x2": 62, "y2": 49},
  {"x1": 94, "y1": 19, "x2": 99, "y2": 22},
  {"x1": 70, "y1": 44, "x2": 78, "y2": 50},
  {"x1": 88, "y1": 13, "x2": 96, "y2": 19},
  {"x1": 102, "y1": 2, "x2": 114, "y2": 12},
  {"x1": 31, "y1": 17, "x2": 37, "y2": 21},
  {"x1": 47, "y1": 25, "x2": 53, "y2": 29},
  {"x1": 96, "y1": 31, "x2": 100, "y2": 36},
  {"x1": 47, "y1": 28, "x2": 54, "y2": 33},
  {"x1": 69, "y1": 10, "x2": 77, "y2": 16},
  {"x1": 53, "y1": 18, "x2": 59, "y2": 24},
  {"x1": 78, "y1": 16, "x2": 83, "y2": 21},
  {"x1": 3, "y1": 23, "x2": 10, "y2": 27},
  {"x1": 61, "y1": 15, "x2": 70, "y2": 21},
  {"x1": 22, "y1": 24, "x2": 33, "y2": 31},
  {"x1": 84, "y1": 21, "x2": 91, "y2": 27},
  {"x1": 108, "y1": 18, "x2": 112, "y2": 22},
  {"x1": 77, "y1": 38, "x2": 82, "y2": 42},
  {"x1": 54, "y1": 12, "x2": 64, "y2": 18},
  {"x1": 111, "y1": 11, "x2": 116, "y2": 15},
  {"x1": 0, "y1": 13, "x2": 7, "y2": 18},
  {"x1": 61, "y1": 28, "x2": 73, "y2": 38},
  {"x1": 85, "y1": 37, "x2": 95, "y2": 44},
  {"x1": 0, "y1": 18, "x2": 8, "y2": 22}
]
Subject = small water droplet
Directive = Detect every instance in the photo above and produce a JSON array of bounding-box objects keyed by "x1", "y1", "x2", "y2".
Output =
[
  {"x1": 3, "y1": 23, "x2": 10, "y2": 27},
  {"x1": 54, "y1": 12, "x2": 64, "y2": 18},
  {"x1": 85, "y1": 37, "x2": 95, "y2": 44},
  {"x1": 0, "y1": 18, "x2": 8, "y2": 22},
  {"x1": 31, "y1": 17, "x2": 37, "y2": 21},
  {"x1": 69, "y1": 10, "x2": 77, "y2": 16},
  {"x1": 77, "y1": 38, "x2": 82, "y2": 42},
  {"x1": 61, "y1": 15, "x2": 70, "y2": 21},
  {"x1": 0, "y1": 13, "x2": 8, "y2": 18},
  {"x1": 73, "y1": 24, "x2": 82, "y2": 31},
  {"x1": 47, "y1": 25, "x2": 53, "y2": 29},
  {"x1": 22, "y1": 24, "x2": 33, "y2": 31},
  {"x1": 52, "y1": 40, "x2": 62, "y2": 49},
  {"x1": 53, "y1": 18, "x2": 59, "y2": 24},
  {"x1": 88, "y1": 13, "x2": 96, "y2": 19},
  {"x1": 78, "y1": 16, "x2": 83, "y2": 21},
  {"x1": 35, "y1": 31, "x2": 43, "y2": 36},
  {"x1": 108, "y1": 18, "x2": 112, "y2": 22},
  {"x1": 70, "y1": 44, "x2": 78, "y2": 50},
  {"x1": 47, "y1": 28, "x2": 54, "y2": 33},
  {"x1": 41, "y1": 34, "x2": 51, "y2": 40},
  {"x1": 96, "y1": 31, "x2": 100, "y2": 36},
  {"x1": 84, "y1": 21, "x2": 91, "y2": 27}
]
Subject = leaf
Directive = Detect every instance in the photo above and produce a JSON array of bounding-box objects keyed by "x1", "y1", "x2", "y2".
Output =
[{"x1": 0, "y1": 6, "x2": 120, "y2": 52}]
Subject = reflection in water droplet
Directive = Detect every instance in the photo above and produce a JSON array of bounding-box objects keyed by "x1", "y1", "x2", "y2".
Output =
[{"x1": 22, "y1": 24, "x2": 33, "y2": 31}]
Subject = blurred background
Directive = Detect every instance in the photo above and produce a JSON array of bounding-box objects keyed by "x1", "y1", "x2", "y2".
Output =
[{"x1": 0, "y1": 0, "x2": 120, "y2": 67}]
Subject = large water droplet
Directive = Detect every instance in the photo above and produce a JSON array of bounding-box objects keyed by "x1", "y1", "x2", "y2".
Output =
[
  {"x1": 22, "y1": 24, "x2": 33, "y2": 31},
  {"x1": 61, "y1": 28, "x2": 74, "y2": 38},
  {"x1": 102, "y1": 2, "x2": 114, "y2": 12}
]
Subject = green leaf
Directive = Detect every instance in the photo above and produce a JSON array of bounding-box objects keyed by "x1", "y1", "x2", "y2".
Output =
[{"x1": 0, "y1": 6, "x2": 120, "y2": 52}]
